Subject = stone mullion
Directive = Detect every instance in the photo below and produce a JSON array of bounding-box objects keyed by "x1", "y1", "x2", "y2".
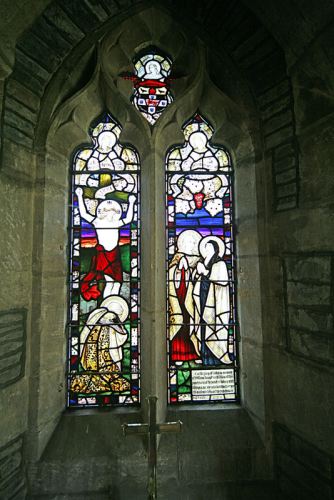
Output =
[{"x1": 140, "y1": 143, "x2": 167, "y2": 424}]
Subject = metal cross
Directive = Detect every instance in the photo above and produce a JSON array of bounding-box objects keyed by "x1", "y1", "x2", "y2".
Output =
[{"x1": 122, "y1": 395, "x2": 183, "y2": 500}]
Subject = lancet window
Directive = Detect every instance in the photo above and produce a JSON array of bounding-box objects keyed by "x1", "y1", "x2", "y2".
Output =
[
  {"x1": 166, "y1": 114, "x2": 237, "y2": 403},
  {"x1": 68, "y1": 114, "x2": 140, "y2": 408}
]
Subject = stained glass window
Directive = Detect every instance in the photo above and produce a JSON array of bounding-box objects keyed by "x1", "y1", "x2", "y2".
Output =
[
  {"x1": 122, "y1": 49, "x2": 173, "y2": 124},
  {"x1": 68, "y1": 114, "x2": 140, "y2": 408},
  {"x1": 166, "y1": 114, "x2": 237, "y2": 403}
]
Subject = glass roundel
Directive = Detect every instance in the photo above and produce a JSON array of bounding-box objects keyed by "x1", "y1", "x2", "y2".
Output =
[
  {"x1": 68, "y1": 114, "x2": 140, "y2": 408},
  {"x1": 166, "y1": 114, "x2": 237, "y2": 403}
]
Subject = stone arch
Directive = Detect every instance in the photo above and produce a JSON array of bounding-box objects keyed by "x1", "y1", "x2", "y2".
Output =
[
  {"x1": 1, "y1": 1, "x2": 333, "y2": 498},
  {"x1": 2, "y1": 0, "x2": 298, "y2": 211},
  {"x1": 26, "y1": 0, "x2": 263, "y2": 447},
  {"x1": 5, "y1": 5, "x2": 275, "y2": 494}
]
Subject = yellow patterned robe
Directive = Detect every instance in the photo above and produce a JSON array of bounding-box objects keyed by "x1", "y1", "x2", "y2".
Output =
[{"x1": 71, "y1": 310, "x2": 130, "y2": 394}]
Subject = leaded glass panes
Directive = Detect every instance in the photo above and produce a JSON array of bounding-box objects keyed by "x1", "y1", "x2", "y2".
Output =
[
  {"x1": 166, "y1": 114, "x2": 237, "y2": 403},
  {"x1": 68, "y1": 114, "x2": 140, "y2": 408},
  {"x1": 122, "y1": 49, "x2": 173, "y2": 125}
]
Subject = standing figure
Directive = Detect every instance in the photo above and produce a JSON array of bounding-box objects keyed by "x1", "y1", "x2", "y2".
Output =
[
  {"x1": 70, "y1": 296, "x2": 131, "y2": 394},
  {"x1": 75, "y1": 187, "x2": 136, "y2": 300},
  {"x1": 169, "y1": 230, "x2": 202, "y2": 365},
  {"x1": 191, "y1": 236, "x2": 232, "y2": 365}
]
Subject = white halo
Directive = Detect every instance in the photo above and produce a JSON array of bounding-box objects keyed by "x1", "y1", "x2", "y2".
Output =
[
  {"x1": 176, "y1": 230, "x2": 202, "y2": 255},
  {"x1": 144, "y1": 60, "x2": 161, "y2": 78},
  {"x1": 189, "y1": 131, "x2": 208, "y2": 152},
  {"x1": 97, "y1": 131, "x2": 116, "y2": 152},
  {"x1": 100, "y1": 295, "x2": 129, "y2": 322},
  {"x1": 199, "y1": 236, "x2": 225, "y2": 259},
  {"x1": 85, "y1": 308, "x2": 108, "y2": 326}
]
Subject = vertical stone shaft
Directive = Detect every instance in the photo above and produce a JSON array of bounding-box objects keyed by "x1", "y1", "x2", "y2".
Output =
[{"x1": 148, "y1": 395, "x2": 158, "y2": 499}]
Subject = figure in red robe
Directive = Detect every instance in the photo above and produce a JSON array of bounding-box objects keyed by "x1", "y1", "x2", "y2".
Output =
[
  {"x1": 168, "y1": 230, "x2": 202, "y2": 365},
  {"x1": 81, "y1": 245, "x2": 122, "y2": 301},
  {"x1": 75, "y1": 187, "x2": 136, "y2": 299}
]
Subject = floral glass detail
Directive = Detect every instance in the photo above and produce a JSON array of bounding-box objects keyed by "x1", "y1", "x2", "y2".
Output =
[
  {"x1": 68, "y1": 114, "x2": 140, "y2": 408},
  {"x1": 166, "y1": 114, "x2": 237, "y2": 403}
]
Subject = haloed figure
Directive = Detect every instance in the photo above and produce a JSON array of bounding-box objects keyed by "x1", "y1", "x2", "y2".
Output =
[
  {"x1": 145, "y1": 61, "x2": 163, "y2": 79},
  {"x1": 75, "y1": 187, "x2": 136, "y2": 300},
  {"x1": 192, "y1": 236, "x2": 232, "y2": 365},
  {"x1": 169, "y1": 230, "x2": 202, "y2": 365},
  {"x1": 70, "y1": 296, "x2": 131, "y2": 394}
]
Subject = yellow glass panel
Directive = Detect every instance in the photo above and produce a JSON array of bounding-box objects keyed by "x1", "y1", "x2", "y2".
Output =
[
  {"x1": 217, "y1": 150, "x2": 229, "y2": 167},
  {"x1": 78, "y1": 149, "x2": 93, "y2": 161},
  {"x1": 75, "y1": 158, "x2": 87, "y2": 171},
  {"x1": 113, "y1": 126, "x2": 121, "y2": 138},
  {"x1": 183, "y1": 122, "x2": 198, "y2": 140},
  {"x1": 92, "y1": 122, "x2": 104, "y2": 137},
  {"x1": 122, "y1": 148, "x2": 137, "y2": 163},
  {"x1": 167, "y1": 160, "x2": 182, "y2": 171},
  {"x1": 169, "y1": 149, "x2": 181, "y2": 160},
  {"x1": 162, "y1": 60, "x2": 170, "y2": 71},
  {"x1": 200, "y1": 123, "x2": 213, "y2": 138},
  {"x1": 140, "y1": 54, "x2": 152, "y2": 64},
  {"x1": 100, "y1": 174, "x2": 111, "y2": 187}
]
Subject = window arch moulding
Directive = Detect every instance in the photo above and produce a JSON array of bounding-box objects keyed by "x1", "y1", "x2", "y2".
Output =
[
  {"x1": 166, "y1": 114, "x2": 238, "y2": 404},
  {"x1": 0, "y1": 7, "x2": 269, "y2": 467},
  {"x1": 68, "y1": 113, "x2": 141, "y2": 408}
]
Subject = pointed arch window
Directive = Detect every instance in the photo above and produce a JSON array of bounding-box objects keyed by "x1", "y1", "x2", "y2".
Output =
[
  {"x1": 166, "y1": 114, "x2": 237, "y2": 403},
  {"x1": 66, "y1": 53, "x2": 238, "y2": 409},
  {"x1": 68, "y1": 114, "x2": 140, "y2": 408}
]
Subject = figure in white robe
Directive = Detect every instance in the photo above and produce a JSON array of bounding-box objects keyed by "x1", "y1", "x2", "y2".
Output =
[
  {"x1": 70, "y1": 296, "x2": 131, "y2": 394},
  {"x1": 168, "y1": 230, "x2": 202, "y2": 365},
  {"x1": 187, "y1": 236, "x2": 233, "y2": 365},
  {"x1": 169, "y1": 130, "x2": 229, "y2": 216}
]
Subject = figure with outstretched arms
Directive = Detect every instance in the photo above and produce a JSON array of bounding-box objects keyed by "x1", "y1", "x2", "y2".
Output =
[{"x1": 75, "y1": 187, "x2": 136, "y2": 299}]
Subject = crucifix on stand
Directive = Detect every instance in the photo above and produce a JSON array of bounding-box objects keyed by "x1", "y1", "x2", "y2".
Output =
[{"x1": 122, "y1": 395, "x2": 183, "y2": 500}]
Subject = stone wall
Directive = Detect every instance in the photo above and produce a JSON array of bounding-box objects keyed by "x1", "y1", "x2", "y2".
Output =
[
  {"x1": 275, "y1": 424, "x2": 334, "y2": 499},
  {"x1": 261, "y1": 115, "x2": 334, "y2": 464},
  {"x1": 0, "y1": 435, "x2": 27, "y2": 500},
  {"x1": 0, "y1": 0, "x2": 333, "y2": 498},
  {"x1": 283, "y1": 254, "x2": 333, "y2": 364},
  {"x1": 0, "y1": 309, "x2": 27, "y2": 389}
]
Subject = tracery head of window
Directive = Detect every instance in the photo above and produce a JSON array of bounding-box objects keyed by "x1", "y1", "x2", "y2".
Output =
[{"x1": 121, "y1": 48, "x2": 175, "y2": 125}]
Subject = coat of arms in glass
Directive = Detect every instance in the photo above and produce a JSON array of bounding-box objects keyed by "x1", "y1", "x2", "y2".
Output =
[{"x1": 122, "y1": 48, "x2": 174, "y2": 125}]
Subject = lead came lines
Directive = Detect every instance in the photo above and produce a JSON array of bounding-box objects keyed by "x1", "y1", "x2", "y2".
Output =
[
  {"x1": 166, "y1": 114, "x2": 237, "y2": 404},
  {"x1": 68, "y1": 114, "x2": 141, "y2": 408}
]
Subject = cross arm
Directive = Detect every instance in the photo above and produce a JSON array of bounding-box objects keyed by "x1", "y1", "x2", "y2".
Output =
[
  {"x1": 122, "y1": 423, "x2": 149, "y2": 437},
  {"x1": 157, "y1": 421, "x2": 183, "y2": 435}
]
